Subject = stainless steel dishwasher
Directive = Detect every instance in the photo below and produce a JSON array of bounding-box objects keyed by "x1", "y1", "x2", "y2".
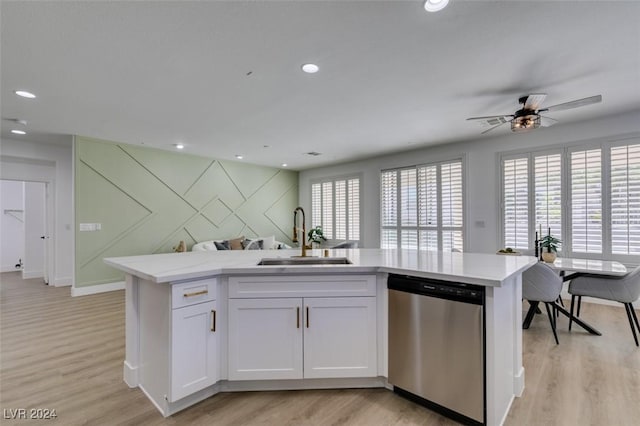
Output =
[{"x1": 388, "y1": 274, "x2": 485, "y2": 426}]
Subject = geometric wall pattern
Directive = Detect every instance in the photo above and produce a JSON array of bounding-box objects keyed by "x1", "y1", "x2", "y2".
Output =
[{"x1": 75, "y1": 136, "x2": 298, "y2": 287}]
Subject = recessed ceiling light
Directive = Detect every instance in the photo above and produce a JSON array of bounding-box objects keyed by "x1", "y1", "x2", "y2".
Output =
[
  {"x1": 11, "y1": 130, "x2": 26, "y2": 135},
  {"x1": 424, "y1": 0, "x2": 449, "y2": 13},
  {"x1": 282, "y1": 163, "x2": 288, "y2": 168},
  {"x1": 235, "y1": 155, "x2": 244, "y2": 160},
  {"x1": 15, "y1": 90, "x2": 36, "y2": 99},
  {"x1": 174, "y1": 143, "x2": 184, "y2": 150},
  {"x1": 301, "y1": 63, "x2": 319, "y2": 74}
]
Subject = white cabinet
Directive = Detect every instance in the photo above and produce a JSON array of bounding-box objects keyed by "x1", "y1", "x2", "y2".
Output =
[
  {"x1": 228, "y1": 298, "x2": 302, "y2": 380},
  {"x1": 303, "y1": 297, "x2": 377, "y2": 379},
  {"x1": 171, "y1": 300, "x2": 219, "y2": 401},
  {"x1": 228, "y1": 292, "x2": 377, "y2": 381},
  {"x1": 167, "y1": 278, "x2": 219, "y2": 402}
]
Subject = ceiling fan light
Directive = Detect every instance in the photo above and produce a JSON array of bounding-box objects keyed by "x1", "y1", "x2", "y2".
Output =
[{"x1": 511, "y1": 116, "x2": 540, "y2": 133}]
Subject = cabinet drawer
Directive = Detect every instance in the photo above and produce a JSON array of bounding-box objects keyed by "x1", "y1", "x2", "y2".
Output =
[
  {"x1": 172, "y1": 278, "x2": 217, "y2": 309},
  {"x1": 228, "y1": 275, "x2": 376, "y2": 298}
]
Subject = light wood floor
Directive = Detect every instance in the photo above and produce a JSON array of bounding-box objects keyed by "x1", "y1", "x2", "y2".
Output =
[{"x1": 1, "y1": 272, "x2": 638, "y2": 426}]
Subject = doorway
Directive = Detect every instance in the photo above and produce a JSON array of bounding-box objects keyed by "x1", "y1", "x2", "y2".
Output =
[{"x1": 0, "y1": 180, "x2": 49, "y2": 284}]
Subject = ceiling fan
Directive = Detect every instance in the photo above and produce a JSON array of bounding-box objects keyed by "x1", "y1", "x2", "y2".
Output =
[{"x1": 467, "y1": 94, "x2": 602, "y2": 134}]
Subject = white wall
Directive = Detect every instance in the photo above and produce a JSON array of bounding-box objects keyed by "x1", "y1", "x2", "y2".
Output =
[
  {"x1": 0, "y1": 180, "x2": 25, "y2": 272},
  {"x1": 0, "y1": 138, "x2": 73, "y2": 286},
  {"x1": 299, "y1": 111, "x2": 640, "y2": 259}
]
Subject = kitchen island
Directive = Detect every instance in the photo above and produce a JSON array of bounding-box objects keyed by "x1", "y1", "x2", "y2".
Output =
[{"x1": 104, "y1": 248, "x2": 537, "y2": 425}]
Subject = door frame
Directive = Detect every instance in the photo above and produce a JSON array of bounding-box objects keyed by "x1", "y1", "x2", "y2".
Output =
[{"x1": 1, "y1": 178, "x2": 54, "y2": 285}]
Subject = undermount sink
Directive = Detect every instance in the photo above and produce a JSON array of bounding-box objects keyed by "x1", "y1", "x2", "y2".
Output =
[{"x1": 257, "y1": 257, "x2": 353, "y2": 266}]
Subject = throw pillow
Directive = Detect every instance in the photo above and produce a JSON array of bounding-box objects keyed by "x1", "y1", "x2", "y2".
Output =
[
  {"x1": 229, "y1": 236, "x2": 245, "y2": 250},
  {"x1": 214, "y1": 240, "x2": 230, "y2": 250},
  {"x1": 244, "y1": 239, "x2": 264, "y2": 250}
]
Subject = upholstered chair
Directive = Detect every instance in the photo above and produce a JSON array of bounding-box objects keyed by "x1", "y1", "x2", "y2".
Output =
[
  {"x1": 568, "y1": 266, "x2": 640, "y2": 346},
  {"x1": 522, "y1": 262, "x2": 565, "y2": 344}
]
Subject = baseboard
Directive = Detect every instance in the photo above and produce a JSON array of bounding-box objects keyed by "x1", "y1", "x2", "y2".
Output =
[
  {"x1": 123, "y1": 361, "x2": 139, "y2": 388},
  {"x1": 53, "y1": 276, "x2": 72, "y2": 287},
  {"x1": 1, "y1": 265, "x2": 22, "y2": 273},
  {"x1": 513, "y1": 366, "x2": 525, "y2": 397},
  {"x1": 22, "y1": 270, "x2": 43, "y2": 279},
  {"x1": 71, "y1": 281, "x2": 125, "y2": 297}
]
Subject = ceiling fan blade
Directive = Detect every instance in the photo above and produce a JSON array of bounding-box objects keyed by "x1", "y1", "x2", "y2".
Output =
[
  {"x1": 538, "y1": 95, "x2": 602, "y2": 113},
  {"x1": 540, "y1": 116, "x2": 558, "y2": 127},
  {"x1": 466, "y1": 115, "x2": 512, "y2": 121},
  {"x1": 523, "y1": 93, "x2": 547, "y2": 110},
  {"x1": 481, "y1": 119, "x2": 511, "y2": 135}
]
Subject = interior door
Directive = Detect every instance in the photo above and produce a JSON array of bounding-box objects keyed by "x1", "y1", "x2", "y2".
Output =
[{"x1": 23, "y1": 182, "x2": 46, "y2": 282}]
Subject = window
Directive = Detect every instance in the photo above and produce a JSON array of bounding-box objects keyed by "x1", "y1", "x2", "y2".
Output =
[
  {"x1": 610, "y1": 144, "x2": 640, "y2": 254},
  {"x1": 500, "y1": 141, "x2": 640, "y2": 259},
  {"x1": 381, "y1": 159, "x2": 464, "y2": 251},
  {"x1": 311, "y1": 176, "x2": 361, "y2": 241}
]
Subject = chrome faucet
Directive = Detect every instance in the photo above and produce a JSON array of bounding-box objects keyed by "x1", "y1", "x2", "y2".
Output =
[{"x1": 292, "y1": 207, "x2": 310, "y2": 257}]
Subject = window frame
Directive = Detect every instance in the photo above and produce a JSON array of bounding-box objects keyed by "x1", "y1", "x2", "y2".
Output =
[
  {"x1": 380, "y1": 157, "x2": 465, "y2": 251},
  {"x1": 499, "y1": 136, "x2": 640, "y2": 263},
  {"x1": 310, "y1": 173, "x2": 363, "y2": 244}
]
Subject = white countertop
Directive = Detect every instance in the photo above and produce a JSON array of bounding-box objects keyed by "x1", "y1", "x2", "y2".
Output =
[{"x1": 104, "y1": 248, "x2": 538, "y2": 287}]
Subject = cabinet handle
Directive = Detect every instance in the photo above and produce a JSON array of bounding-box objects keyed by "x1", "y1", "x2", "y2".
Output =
[
  {"x1": 211, "y1": 310, "x2": 216, "y2": 332},
  {"x1": 184, "y1": 289, "x2": 208, "y2": 298},
  {"x1": 306, "y1": 306, "x2": 309, "y2": 328},
  {"x1": 296, "y1": 307, "x2": 300, "y2": 329}
]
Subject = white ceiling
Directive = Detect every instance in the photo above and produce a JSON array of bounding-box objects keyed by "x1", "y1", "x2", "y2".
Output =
[{"x1": 2, "y1": 1, "x2": 639, "y2": 170}]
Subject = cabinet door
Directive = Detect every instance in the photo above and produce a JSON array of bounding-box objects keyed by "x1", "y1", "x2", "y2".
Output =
[
  {"x1": 228, "y1": 298, "x2": 303, "y2": 380},
  {"x1": 303, "y1": 297, "x2": 377, "y2": 379},
  {"x1": 171, "y1": 300, "x2": 218, "y2": 401}
]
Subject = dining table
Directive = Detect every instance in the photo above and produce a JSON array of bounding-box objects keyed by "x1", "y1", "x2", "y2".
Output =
[{"x1": 522, "y1": 257, "x2": 628, "y2": 335}]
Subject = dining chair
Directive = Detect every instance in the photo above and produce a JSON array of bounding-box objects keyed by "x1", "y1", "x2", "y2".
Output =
[
  {"x1": 568, "y1": 265, "x2": 640, "y2": 346},
  {"x1": 522, "y1": 262, "x2": 565, "y2": 344}
]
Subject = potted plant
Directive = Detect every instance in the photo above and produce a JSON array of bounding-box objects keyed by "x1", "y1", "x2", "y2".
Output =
[
  {"x1": 540, "y1": 233, "x2": 561, "y2": 263},
  {"x1": 307, "y1": 226, "x2": 327, "y2": 248}
]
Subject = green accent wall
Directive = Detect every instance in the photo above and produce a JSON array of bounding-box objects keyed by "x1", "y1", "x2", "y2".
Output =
[{"x1": 75, "y1": 136, "x2": 298, "y2": 287}]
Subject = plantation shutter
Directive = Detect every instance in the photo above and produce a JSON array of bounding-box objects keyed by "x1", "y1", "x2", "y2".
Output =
[
  {"x1": 311, "y1": 183, "x2": 322, "y2": 229},
  {"x1": 381, "y1": 170, "x2": 398, "y2": 249},
  {"x1": 418, "y1": 165, "x2": 438, "y2": 250},
  {"x1": 334, "y1": 180, "x2": 347, "y2": 240},
  {"x1": 503, "y1": 157, "x2": 529, "y2": 250},
  {"x1": 347, "y1": 178, "x2": 360, "y2": 240},
  {"x1": 382, "y1": 160, "x2": 464, "y2": 251},
  {"x1": 321, "y1": 182, "x2": 333, "y2": 239},
  {"x1": 571, "y1": 149, "x2": 602, "y2": 253},
  {"x1": 440, "y1": 161, "x2": 463, "y2": 251},
  {"x1": 610, "y1": 144, "x2": 640, "y2": 255},
  {"x1": 534, "y1": 154, "x2": 562, "y2": 246}
]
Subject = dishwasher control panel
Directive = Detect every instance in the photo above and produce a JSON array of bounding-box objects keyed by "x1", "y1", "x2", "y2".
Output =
[{"x1": 388, "y1": 274, "x2": 484, "y2": 305}]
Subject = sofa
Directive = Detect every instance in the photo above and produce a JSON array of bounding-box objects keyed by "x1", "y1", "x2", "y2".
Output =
[{"x1": 191, "y1": 235, "x2": 291, "y2": 252}]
